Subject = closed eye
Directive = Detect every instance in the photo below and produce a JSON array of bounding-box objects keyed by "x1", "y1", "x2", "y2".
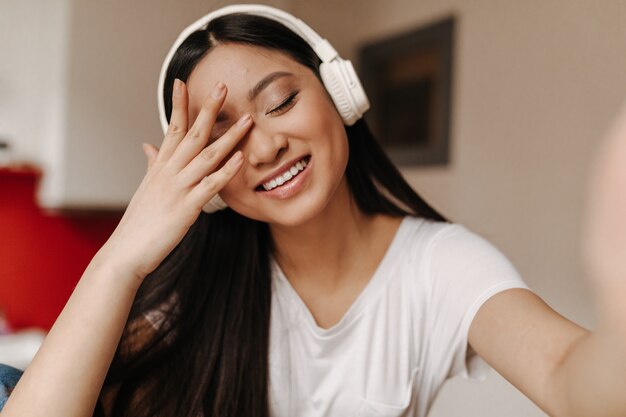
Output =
[{"x1": 267, "y1": 91, "x2": 299, "y2": 116}]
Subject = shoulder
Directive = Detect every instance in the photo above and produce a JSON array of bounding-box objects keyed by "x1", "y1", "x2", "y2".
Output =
[
  {"x1": 394, "y1": 216, "x2": 526, "y2": 292},
  {"x1": 396, "y1": 216, "x2": 495, "y2": 264}
]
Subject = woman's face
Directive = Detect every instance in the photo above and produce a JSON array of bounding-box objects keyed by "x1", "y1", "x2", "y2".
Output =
[{"x1": 186, "y1": 43, "x2": 350, "y2": 226}]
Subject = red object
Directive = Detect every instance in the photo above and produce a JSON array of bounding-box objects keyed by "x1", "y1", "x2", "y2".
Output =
[{"x1": 0, "y1": 166, "x2": 123, "y2": 330}]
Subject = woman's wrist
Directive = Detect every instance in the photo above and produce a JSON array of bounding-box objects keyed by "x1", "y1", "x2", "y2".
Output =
[{"x1": 88, "y1": 241, "x2": 150, "y2": 292}]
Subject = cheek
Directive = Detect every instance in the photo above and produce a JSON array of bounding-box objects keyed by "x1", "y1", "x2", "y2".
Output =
[
  {"x1": 332, "y1": 137, "x2": 350, "y2": 186},
  {"x1": 217, "y1": 166, "x2": 265, "y2": 219},
  {"x1": 219, "y1": 168, "x2": 248, "y2": 201},
  {"x1": 297, "y1": 94, "x2": 349, "y2": 178}
]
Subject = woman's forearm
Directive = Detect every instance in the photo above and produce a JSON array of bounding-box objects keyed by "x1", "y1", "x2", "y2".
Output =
[
  {"x1": 0, "y1": 79, "x2": 248, "y2": 417},
  {"x1": 1, "y1": 249, "x2": 142, "y2": 417}
]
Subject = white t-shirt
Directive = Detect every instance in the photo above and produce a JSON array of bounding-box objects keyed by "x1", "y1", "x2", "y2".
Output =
[{"x1": 268, "y1": 216, "x2": 528, "y2": 417}]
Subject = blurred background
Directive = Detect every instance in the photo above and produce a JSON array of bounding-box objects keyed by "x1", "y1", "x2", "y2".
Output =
[{"x1": 2, "y1": 0, "x2": 626, "y2": 415}]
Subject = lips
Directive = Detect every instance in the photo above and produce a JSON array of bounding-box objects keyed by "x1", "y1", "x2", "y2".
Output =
[{"x1": 255, "y1": 155, "x2": 311, "y2": 192}]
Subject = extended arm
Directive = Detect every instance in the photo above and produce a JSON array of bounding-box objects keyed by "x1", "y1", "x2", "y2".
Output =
[
  {"x1": 1, "y1": 80, "x2": 250, "y2": 417},
  {"x1": 469, "y1": 103, "x2": 626, "y2": 417}
]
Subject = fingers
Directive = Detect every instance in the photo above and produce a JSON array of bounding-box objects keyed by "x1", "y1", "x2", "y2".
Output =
[
  {"x1": 186, "y1": 151, "x2": 245, "y2": 210},
  {"x1": 177, "y1": 113, "x2": 252, "y2": 186},
  {"x1": 148, "y1": 79, "x2": 247, "y2": 211},
  {"x1": 168, "y1": 82, "x2": 227, "y2": 171},
  {"x1": 158, "y1": 79, "x2": 189, "y2": 162},
  {"x1": 142, "y1": 143, "x2": 159, "y2": 170}
]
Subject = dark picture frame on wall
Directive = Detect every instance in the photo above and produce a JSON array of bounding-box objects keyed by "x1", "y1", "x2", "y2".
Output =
[{"x1": 359, "y1": 16, "x2": 455, "y2": 166}]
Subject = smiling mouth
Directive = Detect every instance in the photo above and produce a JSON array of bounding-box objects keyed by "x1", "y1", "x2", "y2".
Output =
[{"x1": 256, "y1": 156, "x2": 311, "y2": 192}]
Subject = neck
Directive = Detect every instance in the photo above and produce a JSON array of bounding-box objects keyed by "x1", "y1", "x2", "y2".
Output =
[{"x1": 269, "y1": 178, "x2": 392, "y2": 289}]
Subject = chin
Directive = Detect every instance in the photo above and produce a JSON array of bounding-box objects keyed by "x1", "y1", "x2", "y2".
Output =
[
  {"x1": 229, "y1": 192, "x2": 332, "y2": 227},
  {"x1": 266, "y1": 205, "x2": 324, "y2": 227}
]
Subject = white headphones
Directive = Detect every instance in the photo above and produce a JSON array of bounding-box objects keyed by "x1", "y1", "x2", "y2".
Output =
[{"x1": 157, "y1": 4, "x2": 370, "y2": 212}]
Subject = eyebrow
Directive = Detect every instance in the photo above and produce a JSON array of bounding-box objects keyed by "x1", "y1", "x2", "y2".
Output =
[{"x1": 248, "y1": 71, "x2": 295, "y2": 101}]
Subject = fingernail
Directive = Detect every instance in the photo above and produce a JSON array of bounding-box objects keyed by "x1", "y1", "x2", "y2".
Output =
[
  {"x1": 238, "y1": 113, "x2": 251, "y2": 126},
  {"x1": 211, "y1": 82, "x2": 225, "y2": 99},
  {"x1": 173, "y1": 79, "x2": 183, "y2": 98}
]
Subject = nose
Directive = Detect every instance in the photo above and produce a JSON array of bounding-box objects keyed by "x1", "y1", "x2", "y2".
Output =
[{"x1": 244, "y1": 122, "x2": 288, "y2": 167}]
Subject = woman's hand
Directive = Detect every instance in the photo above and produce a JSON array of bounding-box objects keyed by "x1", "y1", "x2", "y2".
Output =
[
  {"x1": 100, "y1": 79, "x2": 252, "y2": 283},
  {"x1": 584, "y1": 102, "x2": 626, "y2": 337}
]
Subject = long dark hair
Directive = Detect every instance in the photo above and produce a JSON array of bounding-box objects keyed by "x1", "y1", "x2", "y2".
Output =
[{"x1": 100, "y1": 13, "x2": 446, "y2": 417}]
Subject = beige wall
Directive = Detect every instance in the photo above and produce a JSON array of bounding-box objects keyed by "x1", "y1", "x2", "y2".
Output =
[
  {"x1": 60, "y1": 0, "x2": 295, "y2": 207},
  {"x1": 293, "y1": 0, "x2": 626, "y2": 416},
  {"x1": 1, "y1": 0, "x2": 293, "y2": 208}
]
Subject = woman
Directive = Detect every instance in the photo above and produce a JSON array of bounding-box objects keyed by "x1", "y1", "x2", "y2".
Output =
[{"x1": 2, "y1": 4, "x2": 626, "y2": 417}]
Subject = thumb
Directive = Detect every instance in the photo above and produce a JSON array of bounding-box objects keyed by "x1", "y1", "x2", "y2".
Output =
[{"x1": 142, "y1": 143, "x2": 159, "y2": 170}]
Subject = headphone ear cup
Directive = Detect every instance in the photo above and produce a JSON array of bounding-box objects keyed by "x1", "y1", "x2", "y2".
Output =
[
  {"x1": 320, "y1": 61, "x2": 354, "y2": 125},
  {"x1": 320, "y1": 59, "x2": 370, "y2": 126}
]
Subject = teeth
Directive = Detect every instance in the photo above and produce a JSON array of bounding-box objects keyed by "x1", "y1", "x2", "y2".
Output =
[{"x1": 262, "y1": 157, "x2": 309, "y2": 191}]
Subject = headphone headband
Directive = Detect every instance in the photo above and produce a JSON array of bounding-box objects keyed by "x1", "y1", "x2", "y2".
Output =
[{"x1": 157, "y1": 4, "x2": 354, "y2": 133}]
